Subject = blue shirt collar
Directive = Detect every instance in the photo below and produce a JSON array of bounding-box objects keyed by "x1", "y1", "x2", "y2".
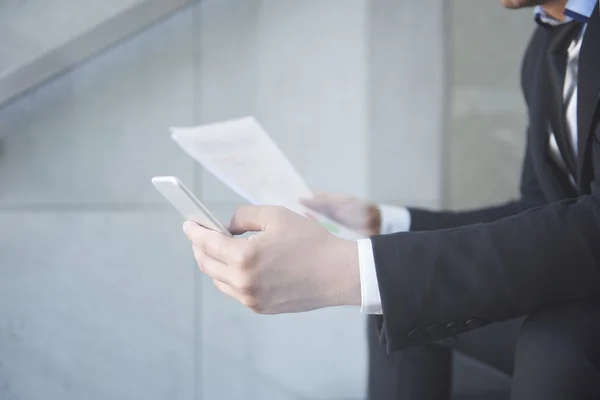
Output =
[
  {"x1": 534, "y1": 5, "x2": 571, "y2": 26},
  {"x1": 565, "y1": 0, "x2": 597, "y2": 23}
]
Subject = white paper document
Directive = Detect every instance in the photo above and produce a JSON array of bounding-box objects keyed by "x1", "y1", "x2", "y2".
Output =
[{"x1": 171, "y1": 116, "x2": 364, "y2": 240}]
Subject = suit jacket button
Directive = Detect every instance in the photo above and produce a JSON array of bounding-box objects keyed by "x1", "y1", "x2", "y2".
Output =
[
  {"x1": 446, "y1": 322, "x2": 459, "y2": 335},
  {"x1": 466, "y1": 318, "x2": 484, "y2": 330},
  {"x1": 408, "y1": 328, "x2": 422, "y2": 340},
  {"x1": 427, "y1": 325, "x2": 443, "y2": 337}
]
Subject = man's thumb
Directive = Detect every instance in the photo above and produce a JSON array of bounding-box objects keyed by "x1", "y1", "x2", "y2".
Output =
[{"x1": 228, "y1": 205, "x2": 272, "y2": 235}]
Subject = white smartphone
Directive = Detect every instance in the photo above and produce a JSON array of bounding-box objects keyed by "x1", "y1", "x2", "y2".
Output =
[{"x1": 151, "y1": 176, "x2": 232, "y2": 236}]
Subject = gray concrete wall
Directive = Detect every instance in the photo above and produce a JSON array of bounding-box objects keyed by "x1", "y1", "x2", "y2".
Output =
[
  {"x1": 368, "y1": 0, "x2": 447, "y2": 208},
  {"x1": 0, "y1": 0, "x2": 537, "y2": 397},
  {"x1": 0, "y1": 1, "x2": 446, "y2": 399},
  {"x1": 446, "y1": 2, "x2": 534, "y2": 209},
  {"x1": 0, "y1": 0, "x2": 193, "y2": 107},
  {"x1": 0, "y1": 7, "x2": 198, "y2": 400}
]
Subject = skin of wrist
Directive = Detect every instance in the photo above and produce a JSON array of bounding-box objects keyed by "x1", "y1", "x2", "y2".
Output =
[{"x1": 323, "y1": 236, "x2": 362, "y2": 307}]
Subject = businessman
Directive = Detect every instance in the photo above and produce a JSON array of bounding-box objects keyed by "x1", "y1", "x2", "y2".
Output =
[
  {"x1": 184, "y1": 0, "x2": 600, "y2": 398},
  {"x1": 302, "y1": 0, "x2": 591, "y2": 398}
]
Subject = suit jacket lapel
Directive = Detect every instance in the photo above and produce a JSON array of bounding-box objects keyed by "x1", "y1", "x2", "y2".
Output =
[{"x1": 577, "y1": 3, "x2": 600, "y2": 190}]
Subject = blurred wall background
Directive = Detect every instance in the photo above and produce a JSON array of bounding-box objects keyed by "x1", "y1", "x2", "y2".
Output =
[
  {"x1": 448, "y1": 1, "x2": 533, "y2": 209},
  {"x1": 0, "y1": 0, "x2": 532, "y2": 399}
]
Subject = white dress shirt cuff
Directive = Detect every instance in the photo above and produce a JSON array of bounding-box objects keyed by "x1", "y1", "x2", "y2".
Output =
[
  {"x1": 378, "y1": 204, "x2": 411, "y2": 234},
  {"x1": 357, "y1": 239, "x2": 383, "y2": 314}
]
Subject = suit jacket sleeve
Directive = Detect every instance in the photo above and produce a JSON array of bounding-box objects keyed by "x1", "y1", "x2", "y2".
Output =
[
  {"x1": 408, "y1": 129, "x2": 547, "y2": 231},
  {"x1": 371, "y1": 192, "x2": 600, "y2": 353}
]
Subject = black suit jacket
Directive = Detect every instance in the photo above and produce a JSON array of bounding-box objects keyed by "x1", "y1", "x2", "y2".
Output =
[{"x1": 372, "y1": 7, "x2": 600, "y2": 353}]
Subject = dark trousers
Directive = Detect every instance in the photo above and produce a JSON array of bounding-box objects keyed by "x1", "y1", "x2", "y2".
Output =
[{"x1": 367, "y1": 301, "x2": 600, "y2": 400}]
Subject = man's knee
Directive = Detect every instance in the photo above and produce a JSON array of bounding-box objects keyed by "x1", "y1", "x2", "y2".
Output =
[
  {"x1": 511, "y1": 301, "x2": 600, "y2": 399},
  {"x1": 517, "y1": 301, "x2": 600, "y2": 363},
  {"x1": 517, "y1": 304, "x2": 587, "y2": 365}
]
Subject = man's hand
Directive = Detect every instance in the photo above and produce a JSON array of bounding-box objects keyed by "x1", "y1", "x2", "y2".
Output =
[
  {"x1": 183, "y1": 206, "x2": 361, "y2": 314},
  {"x1": 301, "y1": 193, "x2": 381, "y2": 237}
]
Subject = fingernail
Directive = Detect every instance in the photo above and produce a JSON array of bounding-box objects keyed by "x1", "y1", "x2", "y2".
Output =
[{"x1": 183, "y1": 221, "x2": 194, "y2": 235}]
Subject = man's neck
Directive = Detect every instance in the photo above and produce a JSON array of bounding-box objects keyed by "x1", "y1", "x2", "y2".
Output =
[{"x1": 542, "y1": 0, "x2": 569, "y2": 21}]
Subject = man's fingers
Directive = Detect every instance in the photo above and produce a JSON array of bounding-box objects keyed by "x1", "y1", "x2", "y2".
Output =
[
  {"x1": 184, "y1": 221, "x2": 246, "y2": 263},
  {"x1": 300, "y1": 192, "x2": 350, "y2": 215},
  {"x1": 192, "y1": 247, "x2": 233, "y2": 283},
  {"x1": 212, "y1": 279, "x2": 237, "y2": 299},
  {"x1": 310, "y1": 193, "x2": 366, "y2": 216},
  {"x1": 213, "y1": 279, "x2": 261, "y2": 312},
  {"x1": 228, "y1": 205, "x2": 284, "y2": 235},
  {"x1": 303, "y1": 192, "x2": 344, "y2": 205},
  {"x1": 300, "y1": 198, "x2": 332, "y2": 214},
  {"x1": 228, "y1": 205, "x2": 267, "y2": 234},
  {"x1": 310, "y1": 191, "x2": 344, "y2": 199}
]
